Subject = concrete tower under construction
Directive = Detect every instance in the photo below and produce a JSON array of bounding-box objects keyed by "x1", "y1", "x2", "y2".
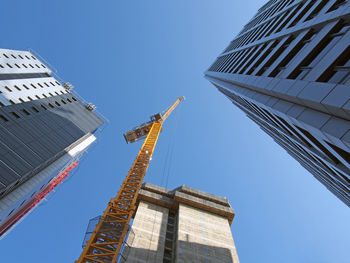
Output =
[{"x1": 118, "y1": 183, "x2": 239, "y2": 263}]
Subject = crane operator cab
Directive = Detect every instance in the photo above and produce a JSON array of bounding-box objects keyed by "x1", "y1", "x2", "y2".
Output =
[{"x1": 123, "y1": 112, "x2": 163, "y2": 144}]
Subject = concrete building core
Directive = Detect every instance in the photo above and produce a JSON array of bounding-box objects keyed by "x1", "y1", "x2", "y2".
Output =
[{"x1": 121, "y1": 183, "x2": 239, "y2": 263}]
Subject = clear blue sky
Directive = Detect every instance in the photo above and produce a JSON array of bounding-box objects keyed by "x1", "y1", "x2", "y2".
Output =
[{"x1": 1, "y1": 0, "x2": 350, "y2": 262}]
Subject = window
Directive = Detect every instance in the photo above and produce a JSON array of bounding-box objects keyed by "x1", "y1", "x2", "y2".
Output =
[
  {"x1": 55, "y1": 81, "x2": 60, "y2": 85},
  {"x1": 288, "y1": 0, "x2": 316, "y2": 28},
  {"x1": 4, "y1": 86, "x2": 12, "y2": 92},
  {"x1": 25, "y1": 55, "x2": 30, "y2": 59},
  {"x1": 248, "y1": 41, "x2": 279, "y2": 75},
  {"x1": 27, "y1": 96, "x2": 33, "y2": 101},
  {"x1": 29, "y1": 64, "x2": 34, "y2": 68},
  {"x1": 18, "y1": 98, "x2": 25, "y2": 103},
  {"x1": 265, "y1": 14, "x2": 285, "y2": 37},
  {"x1": 35, "y1": 64, "x2": 40, "y2": 68},
  {"x1": 22, "y1": 84, "x2": 29, "y2": 90},
  {"x1": 291, "y1": 24, "x2": 350, "y2": 80},
  {"x1": 226, "y1": 50, "x2": 249, "y2": 73},
  {"x1": 14, "y1": 63, "x2": 20, "y2": 68},
  {"x1": 41, "y1": 105, "x2": 47, "y2": 110},
  {"x1": 258, "y1": 36, "x2": 295, "y2": 76},
  {"x1": 48, "y1": 103, "x2": 54, "y2": 108},
  {"x1": 305, "y1": 0, "x2": 328, "y2": 21},
  {"x1": 0, "y1": 102, "x2": 4, "y2": 107},
  {"x1": 9, "y1": 100, "x2": 15, "y2": 105},
  {"x1": 42, "y1": 93, "x2": 48, "y2": 98},
  {"x1": 21, "y1": 109, "x2": 30, "y2": 115},
  {"x1": 72, "y1": 97, "x2": 77, "y2": 101},
  {"x1": 6, "y1": 63, "x2": 13, "y2": 68},
  {"x1": 50, "y1": 82, "x2": 55, "y2": 86},
  {"x1": 31, "y1": 106, "x2": 39, "y2": 113},
  {"x1": 35, "y1": 95, "x2": 41, "y2": 100},
  {"x1": 327, "y1": 142, "x2": 350, "y2": 164},
  {"x1": 3, "y1": 53, "x2": 9, "y2": 58},
  {"x1": 55, "y1": 92, "x2": 59, "y2": 95},
  {"x1": 49, "y1": 92, "x2": 54, "y2": 96},
  {"x1": 22, "y1": 64, "x2": 28, "y2": 68},
  {"x1": 31, "y1": 84, "x2": 37, "y2": 89},
  {"x1": 162, "y1": 211, "x2": 177, "y2": 262},
  {"x1": 55, "y1": 101, "x2": 61, "y2": 106},
  {"x1": 283, "y1": 30, "x2": 322, "y2": 79},
  {"x1": 37, "y1": 83, "x2": 43, "y2": 88},
  {"x1": 0, "y1": 115, "x2": 8, "y2": 122},
  {"x1": 31, "y1": 55, "x2": 37, "y2": 60},
  {"x1": 296, "y1": 126, "x2": 340, "y2": 164},
  {"x1": 318, "y1": 46, "x2": 350, "y2": 84},
  {"x1": 61, "y1": 99, "x2": 66, "y2": 104},
  {"x1": 14, "y1": 85, "x2": 21, "y2": 91},
  {"x1": 18, "y1": 55, "x2": 23, "y2": 59},
  {"x1": 8, "y1": 209, "x2": 15, "y2": 216},
  {"x1": 41, "y1": 64, "x2": 46, "y2": 68},
  {"x1": 67, "y1": 98, "x2": 72, "y2": 103},
  {"x1": 44, "y1": 82, "x2": 50, "y2": 87},
  {"x1": 0, "y1": 64, "x2": 3, "y2": 68},
  {"x1": 10, "y1": 112, "x2": 20, "y2": 119},
  {"x1": 11, "y1": 54, "x2": 16, "y2": 59},
  {"x1": 20, "y1": 200, "x2": 26, "y2": 207},
  {"x1": 327, "y1": 0, "x2": 348, "y2": 12}
]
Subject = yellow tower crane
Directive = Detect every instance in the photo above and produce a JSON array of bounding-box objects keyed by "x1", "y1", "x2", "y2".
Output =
[{"x1": 76, "y1": 97, "x2": 184, "y2": 263}]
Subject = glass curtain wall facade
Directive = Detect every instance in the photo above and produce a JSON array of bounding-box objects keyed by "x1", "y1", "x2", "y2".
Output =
[
  {"x1": 0, "y1": 48, "x2": 104, "y2": 237},
  {"x1": 205, "y1": 0, "x2": 350, "y2": 207}
]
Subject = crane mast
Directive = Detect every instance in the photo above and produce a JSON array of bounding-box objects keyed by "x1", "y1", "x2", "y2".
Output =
[{"x1": 76, "y1": 97, "x2": 184, "y2": 263}]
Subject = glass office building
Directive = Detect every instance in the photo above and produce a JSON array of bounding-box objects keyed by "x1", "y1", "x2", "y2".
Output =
[
  {"x1": 0, "y1": 48, "x2": 104, "y2": 237},
  {"x1": 205, "y1": 0, "x2": 350, "y2": 207}
]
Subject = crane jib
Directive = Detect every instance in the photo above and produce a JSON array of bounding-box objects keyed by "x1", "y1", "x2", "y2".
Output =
[{"x1": 76, "y1": 97, "x2": 184, "y2": 263}]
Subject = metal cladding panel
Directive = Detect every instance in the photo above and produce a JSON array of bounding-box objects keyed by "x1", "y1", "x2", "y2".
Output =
[
  {"x1": 0, "y1": 134, "x2": 96, "y2": 235},
  {"x1": 0, "y1": 93, "x2": 103, "y2": 196},
  {"x1": 0, "y1": 166, "x2": 17, "y2": 188}
]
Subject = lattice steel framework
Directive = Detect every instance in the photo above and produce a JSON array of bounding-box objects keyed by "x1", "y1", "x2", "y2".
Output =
[{"x1": 76, "y1": 97, "x2": 184, "y2": 263}]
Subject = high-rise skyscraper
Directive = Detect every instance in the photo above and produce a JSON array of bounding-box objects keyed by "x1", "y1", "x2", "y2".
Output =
[
  {"x1": 205, "y1": 0, "x2": 350, "y2": 207},
  {"x1": 113, "y1": 183, "x2": 239, "y2": 263},
  {"x1": 0, "y1": 48, "x2": 104, "y2": 237}
]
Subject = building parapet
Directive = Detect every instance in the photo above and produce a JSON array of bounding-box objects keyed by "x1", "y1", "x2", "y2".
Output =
[{"x1": 137, "y1": 183, "x2": 235, "y2": 224}]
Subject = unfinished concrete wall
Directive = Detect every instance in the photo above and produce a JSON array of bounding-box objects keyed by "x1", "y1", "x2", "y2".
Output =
[
  {"x1": 122, "y1": 201, "x2": 168, "y2": 263},
  {"x1": 176, "y1": 203, "x2": 239, "y2": 263},
  {"x1": 122, "y1": 183, "x2": 239, "y2": 262}
]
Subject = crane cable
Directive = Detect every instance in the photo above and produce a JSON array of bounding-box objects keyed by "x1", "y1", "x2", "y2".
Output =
[
  {"x1": 160, "y1": 136, "x2": 171, "y2": 187},
  {"x1": 160, "y1": 104, "x2": 181, "y2": 188}
]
